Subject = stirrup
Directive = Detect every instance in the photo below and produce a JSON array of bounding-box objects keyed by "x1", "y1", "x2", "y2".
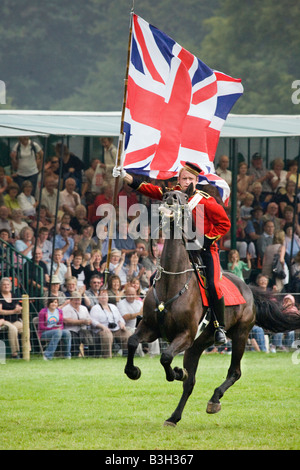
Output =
[{"x1": 214, "y1": 326, "x2": 227, "y2": 346}]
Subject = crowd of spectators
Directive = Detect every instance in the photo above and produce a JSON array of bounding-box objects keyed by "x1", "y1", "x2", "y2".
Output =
[{"x1": 0, "y1": 137, "x2": 299, "y2": 358}]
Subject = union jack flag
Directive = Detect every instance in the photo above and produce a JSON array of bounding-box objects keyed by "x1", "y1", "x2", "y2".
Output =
[{"x1": 122, "y1": 14, "x2": 243, "y2": 204}]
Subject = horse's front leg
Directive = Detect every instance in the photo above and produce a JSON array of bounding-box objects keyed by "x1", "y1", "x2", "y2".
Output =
[
  {"x1": 160, "y1": 331, "x2": 192, "y2": 382},
  {"x1": 124, "y1": 320, "x2": 158, "y2": 380}
]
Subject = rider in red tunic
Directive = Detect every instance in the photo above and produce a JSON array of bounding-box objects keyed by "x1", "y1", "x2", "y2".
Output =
[{"x1": 113, "y1": 162, "x2": 231, "y2": 345}]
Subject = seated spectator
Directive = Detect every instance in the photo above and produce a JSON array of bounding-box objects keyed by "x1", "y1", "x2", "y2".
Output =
[
  {"x1": 0, "y1": 166, "x2": 12, "y2": 205},
  {"x1": 15, "y1": 226, "x2": 35, "y2": 261},
  {"x1": 70, "y1": 204, "x2": 89, "y2": 234},
  {"x1": 248, "y1": 152, "x2": 273, "y2": 199},
  {"x1": 62, "y1": 291, "x2": 94, "y2": 357},
  {"x1": 0, "y1": 205, "x2": 11, "y2": 235},
  {"x1": 284, "y1": 223, "x2": 300, "y2": 261},
  {"x1": 282, "y1": 205, "x2": 300, "y2": 235},
  {"x1": 31, "y1": 205, "x2": 55, "y2": 233},
  {"x1": 114, "y1": 221, "x2": 137, "y2": 261},
  {"x1": 215, "y1": 154, "x2": 232, "y2": 187},
  {"x1": 227, "y1": 249, "x2": 251, "y2": 281},
  {"x1": 44, "y1": 275, "x2": 68, "y2": 309},
  {"x1": 90, "y1": 287, "x2": 130, "y2": 358},
  {"x1": 286, "y1": 159, "x2": 300, "y2": 190},
  {"x1": 3, "y1": 182, "x2": 21, "y2": 216},
  {"x1": 245, "y1": 206, "x2": 264, "y2": 245},
  {"x1": 117, "y1": 284, "x2": 143, "y2": 342},
  {"x1": 124, "y1": 250, "x2": 145, "y2": 281},
  {"x1": 262, "y1": 202, "x2": 282, "y2": 231},
  {"x1": 52, "y1": 223, "x2": 74, "y2": 261},
  {"x1": 95, "y1": 224, "x2": 116, "y2": 259},
  {"x1": 90, "y1": 183, "x2": 113, "y2": 224},
  {"x1": 117, "y1": 181, "x2": 139, "y2": 216},
  {"x1": 43, "y1": 156, "x2": 60, "y2": 187},
  {"x1": 237, "y1": 161, "x2": 253, "y2": 200},
  {"x1": 38, "y1": 297, "x2": 71, "y2": 360},
  {"x1": 68, "y1": 250, "x2": 86, "y2": 288},
  {"x1": 85, "y1": 274, "x2": 103, "y2": 309},
  {"x1": 240, "y1": 192, "x2": 255, "y2": 220},
  {"x1": 277, "y1": 180, "x2": 297, "y2": 218},
  {"x1": 40, "y1": 175, "x2": 60, "y2": 217},
  {"x1": 249, "y1": 181, "x2": 268, "y2": 211},
  {"x1": 256, "y1": 220, "x2": 275, "y2": 260},
  {"x1": 59, "y1": 177, "x2": 81, "y2": 218},
  {"x1": 36, "y1": 226, "x2": 52, "y2": 265},
  {"x1": 262, "y1": 230, "x2": 288, "y2": 292},
  {"x1": 84, "y1": 249, "x2": 105, "y2": 288},
  {"x1": 10, "y1": 208, "x2": 29, "y2": 238},
  {"x1": 107, "y1": 275, "x2": 125, "y2": 305},
  {"x1": 0, "y1": 277, "x2": 23, "y2": 358},
  {"x1": 130, "y1": 276, "x2": 147, "y2": 299},
  {"x1": 17, "y1": 180, "x2": 37, "y2": 218},
  {"x1": 108, "y1": 249, "x2": 127, "y2": 285},
  {"x1": 10, "y1": 136, "x2": 43, "y2": 190},
  {"x1": 269, "y1": 158, "x2": 287, "y2": 194},
  {"x1": 47, "y1": 248, "x2": 68, "y2": 286},
  {"x1": 269, "y1": 294, "x2": 299, "y2": 351}
]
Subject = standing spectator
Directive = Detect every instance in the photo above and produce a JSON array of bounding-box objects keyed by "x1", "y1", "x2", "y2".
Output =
[
  {"x1": 62, "y1": 291, "x2": 94, "y2": 357},
  {"x1": 0, "y1": 277, "x2": 23, "y2": 358},
  {"x1": 227, "y1": 249, "x2": 251, "y2": 281},
  {"x1": 216, "y1": 154, "x2": 232, "y2": 187},
  {"x1": 55, "y1": 143, "x2": 84, "y2": 194},
  {"x1": 52, "y1": 223, "x2": 74, "y2": 261},
  {"x1": 100, "y1": 137, "x2": 117, "y2": 179},
  {"x1": 10, "y1": 136, "x2": 43, "y2": 189},
  {"x1": 38, "y1": 297, "x2": 71, "y2": 360},
  {"x1": 90, "y1": 287, "x2": 130, "y2": 358},
  {"x1": 81, "y1": 158, "x2": 102, "y2": 199},
  {"x1": 59, "y1": 178, "x2": 81, "y2": 218},
  {"x1": 262, "y1": 230, "x2": 288, "y2": 291}
]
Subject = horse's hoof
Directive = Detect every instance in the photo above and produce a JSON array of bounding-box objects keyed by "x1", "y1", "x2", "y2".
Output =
[
  {"x1": 206, "y1": 401, "x2": 221, "y2": 414},
  {"x1": 174, "y1": 367, "x2": 188, "y2": 381},
  {"x1": 163, "y1": 420, "x2": 177, "y2": 427},
  {"x1": 124, "y1": 366, "x2": 141, "y2": 380}
]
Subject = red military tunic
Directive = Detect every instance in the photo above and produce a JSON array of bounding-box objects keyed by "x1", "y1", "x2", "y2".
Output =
[{"x1": 130, "y1": 179, "x2": 231, "y2": 246}]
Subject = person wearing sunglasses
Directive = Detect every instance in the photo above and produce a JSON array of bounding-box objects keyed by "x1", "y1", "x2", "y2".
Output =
[{"x1": 52, "y1": 223, "x2": 74, "y2": 261}]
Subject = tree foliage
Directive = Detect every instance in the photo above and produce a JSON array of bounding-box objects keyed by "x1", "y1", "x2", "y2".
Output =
[{"x1": 0, "y1": 0, "x2": 299, "y2": 113}]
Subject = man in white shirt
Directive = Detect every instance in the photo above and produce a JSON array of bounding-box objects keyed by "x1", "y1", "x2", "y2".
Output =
[
  {"x1": 216, "y1": 155, "x2": 232, "y2": 187},
  {"x1": 59, "y1": 177, "x2": 81, "y2": 217},
  {"x1": 62, "y1": 292, "x2": 93, "y2": 357},
  {"x1": 117, "y1": 286, "x2": 143, "y2": 332},
  {"x1": 40, "y1": 176, "x2": 60, "y2": 216}
]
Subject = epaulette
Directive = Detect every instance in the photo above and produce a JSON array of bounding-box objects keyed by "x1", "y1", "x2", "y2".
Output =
[{"x1": 196, "y1": 189, "x2": 211, "y2": 199}]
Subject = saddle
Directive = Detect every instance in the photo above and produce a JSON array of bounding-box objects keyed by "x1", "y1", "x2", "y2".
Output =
[{"x1": 189, "y1": 252, "x2": 246, "y2": 307}]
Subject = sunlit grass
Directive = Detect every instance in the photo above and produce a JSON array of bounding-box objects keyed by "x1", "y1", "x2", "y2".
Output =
[{"x1": 0, "y1": 353, "x2": 299, "y2": 449}]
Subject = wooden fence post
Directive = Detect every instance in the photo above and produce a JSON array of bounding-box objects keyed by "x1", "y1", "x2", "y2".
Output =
[{"x1": 22, "y1": 295, "x2": 30, "y2": 361}]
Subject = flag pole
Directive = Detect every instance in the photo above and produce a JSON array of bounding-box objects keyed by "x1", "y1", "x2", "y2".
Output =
[{"x1": 104, "y1": 10, "x2": 134, "y2": 286}]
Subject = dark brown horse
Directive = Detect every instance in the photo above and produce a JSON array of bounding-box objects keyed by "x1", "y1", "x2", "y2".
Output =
[{"x1": 124, "y1": 187, "x2": 300, "y2": 426}]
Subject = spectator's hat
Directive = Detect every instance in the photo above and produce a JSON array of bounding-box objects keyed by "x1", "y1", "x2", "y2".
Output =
[
  {"x1": 252, "y1": 152, "x2": 262, "y2": 160},
  {"x1": 50, "y1": 275, "x2": 61, "y2": 284}
]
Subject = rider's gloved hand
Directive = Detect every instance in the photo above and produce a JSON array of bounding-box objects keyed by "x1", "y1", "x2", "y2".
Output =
[{"x1": 112, "y1": 166, "x2": 127, "y2": 178}]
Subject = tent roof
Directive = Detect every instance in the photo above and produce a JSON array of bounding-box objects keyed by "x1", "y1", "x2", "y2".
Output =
[{"x1": 0, "y1": 110, "x2": 299, "y2": 138}]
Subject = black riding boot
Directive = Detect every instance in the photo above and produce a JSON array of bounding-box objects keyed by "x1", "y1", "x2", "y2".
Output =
[{"x1": 211, "y1": 296, "x2": 227, "y2": 346}]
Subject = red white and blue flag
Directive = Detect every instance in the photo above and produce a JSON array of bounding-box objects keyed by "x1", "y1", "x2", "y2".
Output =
[{"x1": 122, "y1": 14, "x2": 243, "y2": 204}]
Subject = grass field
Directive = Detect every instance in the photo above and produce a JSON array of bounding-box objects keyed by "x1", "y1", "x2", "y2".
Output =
[{"x1": 0, "y1": 352, "x2": 299, "y2": 450}]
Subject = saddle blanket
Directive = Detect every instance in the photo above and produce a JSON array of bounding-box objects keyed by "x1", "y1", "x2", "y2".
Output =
[{"x1": 198, "y1": 274, "x2": 246, "y2": 307}]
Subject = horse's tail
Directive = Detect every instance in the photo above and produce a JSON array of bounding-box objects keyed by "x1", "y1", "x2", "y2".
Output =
[{"x1": 252, "y1": 287, "x2": 300, "y2": 333}]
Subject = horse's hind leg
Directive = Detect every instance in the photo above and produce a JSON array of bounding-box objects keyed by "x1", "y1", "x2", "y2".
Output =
[
  {"x1": 124, "y1": 320, "x2": 158, "y2": 380},
  {"x1": 206, "y1": 327, "x2": 248, "y2": 414}
]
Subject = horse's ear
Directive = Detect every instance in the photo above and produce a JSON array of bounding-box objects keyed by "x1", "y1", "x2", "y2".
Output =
[{"x1": 185, "y1": 183, "x2": 194, "y2": 198}]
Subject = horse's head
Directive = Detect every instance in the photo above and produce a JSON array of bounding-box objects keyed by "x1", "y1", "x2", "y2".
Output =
[{"x1": 160, "y1": 183, "x2": 193, "y2": 219}]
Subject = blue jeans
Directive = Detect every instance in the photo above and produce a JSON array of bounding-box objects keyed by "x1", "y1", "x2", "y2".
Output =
[
  {"x1": 250, "y1": 326, "x2": 267, "y2": 352},
  {"x1": 41, "y1": 329, "x2": 71, "y2": 359}
]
